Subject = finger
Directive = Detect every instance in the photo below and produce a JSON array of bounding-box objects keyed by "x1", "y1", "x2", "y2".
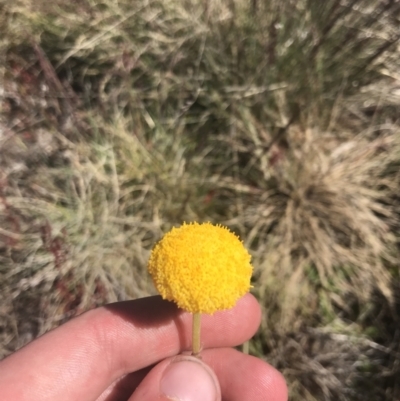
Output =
[
  {"x1": 128, "y1": 348, "x2": 287, "y2": 401},
  {"x1": 129, "y1": 355, "x2": 221, "y2": 401},
  {"x1": 0, "y1": 294, "x2": 261, "y2": 401},
  {"x1": 96, "y1": 369, "x2": 150, "y2": 401},
  {"x1": 203, "y1": 348, "x2": 288, "y2": 401}
]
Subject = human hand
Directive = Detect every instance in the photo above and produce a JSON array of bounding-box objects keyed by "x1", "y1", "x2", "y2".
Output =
[{"x1": 0, "y1": 294, "x2": 287, "y2": 401}]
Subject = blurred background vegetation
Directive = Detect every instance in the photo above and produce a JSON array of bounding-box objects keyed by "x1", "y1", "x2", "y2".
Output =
[{"x1": 1, "y1": 0, "x2": 400, "y2": 399}]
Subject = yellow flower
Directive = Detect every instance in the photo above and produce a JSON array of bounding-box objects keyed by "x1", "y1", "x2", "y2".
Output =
[{"x1": 147, "y1": 222, "x2": 253, "y2": 314}]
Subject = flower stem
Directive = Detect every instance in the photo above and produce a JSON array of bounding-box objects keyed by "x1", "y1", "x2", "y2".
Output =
[{"x1": 192, "y1": 313, "x2": 201, "y2": 357}]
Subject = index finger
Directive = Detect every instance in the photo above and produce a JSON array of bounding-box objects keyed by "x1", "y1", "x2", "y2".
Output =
[{"x1": 0, "y1": 294, "x2": 261, "y2": 401}]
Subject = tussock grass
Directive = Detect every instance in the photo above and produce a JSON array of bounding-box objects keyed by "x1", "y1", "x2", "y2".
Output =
[
  {"x1": 1, "y1": 0, "x2": 400, "y2": 399},
  {"x1": 239, "y1": 127, "x2": 399, "y2": 322}
]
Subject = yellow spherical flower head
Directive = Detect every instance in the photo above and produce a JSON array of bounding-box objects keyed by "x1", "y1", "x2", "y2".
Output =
[{"x1": 147, "y1": 222, "x2": 253, "y2": 314}]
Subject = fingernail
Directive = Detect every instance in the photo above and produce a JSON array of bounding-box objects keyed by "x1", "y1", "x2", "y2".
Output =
[{"x1": 160, "y1": 356, "x2": 219, "y2": 401}]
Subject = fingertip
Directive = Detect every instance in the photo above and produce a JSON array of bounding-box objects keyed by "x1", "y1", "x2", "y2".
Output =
[
  {"x1": 241, "y1": 293, "x2": 262, "y2": 327},
  {"x1": 161, "y1": 356, "x2": 221, "y2": 401},
  {"x1": 254, "y1": 359, "x2": 288, "y2": 401},
  {"x1": 203, "y1": 348, "x2": 288, "y2": 401},
  {"x1": 129, "y1": 356, "x2": 221, "y2": 401},
  {"x1": 202, "y1": 293, "x2": 261, "y2": 346}
]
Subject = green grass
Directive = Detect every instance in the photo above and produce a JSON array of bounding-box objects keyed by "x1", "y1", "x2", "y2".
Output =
[{"x1": 1, "y1": 0, "x2": 400, "y2": 399}]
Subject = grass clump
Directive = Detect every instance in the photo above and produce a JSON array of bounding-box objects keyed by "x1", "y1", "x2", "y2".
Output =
[
  {"x1": 241, "y1": 127, "x2": 398, "y2": 322},
  {"x1": 1, "y1": 0, "x2": 400, "y2": 399}
]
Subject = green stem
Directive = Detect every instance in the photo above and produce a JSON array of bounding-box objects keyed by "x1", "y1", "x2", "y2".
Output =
[{"x1": 192, "y1": 313, "x2": 202, "y2": 357}]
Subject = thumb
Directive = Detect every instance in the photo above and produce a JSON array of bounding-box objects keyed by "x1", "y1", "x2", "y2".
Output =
[{"x1": 129, "y1": 355, "x2": 221, "y2": 401}]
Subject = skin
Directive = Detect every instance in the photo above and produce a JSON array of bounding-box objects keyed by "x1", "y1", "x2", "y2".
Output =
[{"x1": 0, "y1": 294, "x2": 288, "y2": 401}]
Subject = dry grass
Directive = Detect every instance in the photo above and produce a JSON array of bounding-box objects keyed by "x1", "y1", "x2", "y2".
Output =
[
  {"x1": 232, "y1": 126, "x2": 399, "y2": 323},
  {"x1": 260, "y1": 320, "x2": 400, "y2": 401},
  {"x1": 1, "y1": 0, "x2": 400, "y2": 399}
]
